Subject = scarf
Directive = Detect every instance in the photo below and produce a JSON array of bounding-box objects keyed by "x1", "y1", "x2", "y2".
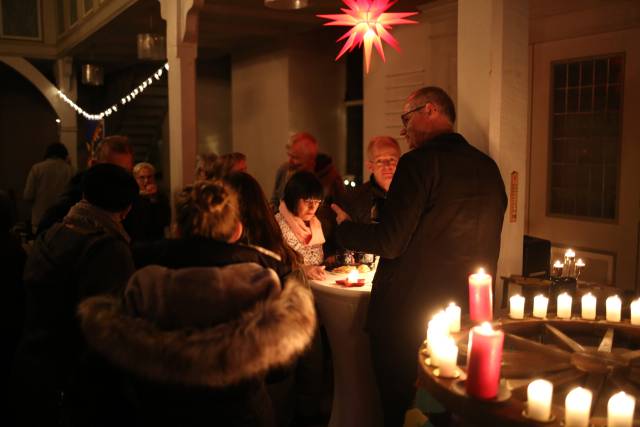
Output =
[
  {"x1": 279, "y1": 200, "x2": 325, "y2": 246},
  {"x1": 64, "y1": 199, "x2": 130, "y2": 244}
]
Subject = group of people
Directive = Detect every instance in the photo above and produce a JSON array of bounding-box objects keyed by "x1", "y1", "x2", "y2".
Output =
[{"x1": 4, "y1": 85, "x2": 508, "y2": 427}]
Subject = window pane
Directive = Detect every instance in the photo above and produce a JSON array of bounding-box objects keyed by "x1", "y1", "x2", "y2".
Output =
[
  {"x1": 70, "y1": 0, "x2": 78, "y2": 24},
  {"x1": 1, "y1": 0, "x2": 40, "y2": 38},
  {"x1": 553, "y1": 63, "x2": 567, "y2": 88}
]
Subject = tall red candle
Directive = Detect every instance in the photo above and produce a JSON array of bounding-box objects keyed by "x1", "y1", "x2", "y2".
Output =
[
  {"x1": 468, "y1": 269, "x2": 493, "y2": 323},
  {"x1": 466, "y1": 322, "x2": 504, "y2": 399}
]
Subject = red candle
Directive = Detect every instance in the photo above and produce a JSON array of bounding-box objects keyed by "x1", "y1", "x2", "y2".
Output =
[
  {"x1": 468, "y1": 268, "x2": 493, "y2": 323},
  {"x1": 466, "y1": 322, "x2": 504, "y2": 399}
]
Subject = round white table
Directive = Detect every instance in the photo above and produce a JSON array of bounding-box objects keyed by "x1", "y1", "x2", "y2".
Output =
[{"x1": 310, "y1": 271, "x2": 382, "y2": 427}]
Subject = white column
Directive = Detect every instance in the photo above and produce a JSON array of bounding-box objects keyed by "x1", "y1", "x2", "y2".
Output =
[
  {"x1": 160, "y1": 0, "x2": 203, "y2": 197},
  {"x1": 55, "y1": 57, "x2": 78, "y2": 169},
  {"x1": 457, "y1": 0, "x2": 529, "y2": 286}
]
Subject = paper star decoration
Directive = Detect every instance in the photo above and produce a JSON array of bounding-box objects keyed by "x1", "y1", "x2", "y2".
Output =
[{"x1": 317, "y1": 0, "x2": 418, "y2": 73}]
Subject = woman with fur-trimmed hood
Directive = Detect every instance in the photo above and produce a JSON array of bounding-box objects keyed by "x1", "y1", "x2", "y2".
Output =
[{"x1": 76, "y1": 262, "x2": 315, "y2": 427}]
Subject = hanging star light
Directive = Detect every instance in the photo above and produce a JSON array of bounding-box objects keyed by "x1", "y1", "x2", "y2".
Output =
[{"x1": 317, "y1": 0, "x2": 418, "y2": 73}]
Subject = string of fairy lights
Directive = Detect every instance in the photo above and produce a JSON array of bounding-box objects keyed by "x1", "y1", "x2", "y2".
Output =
[{"x1": 56, "y1": 62, "x2": 169, "y2": 121}]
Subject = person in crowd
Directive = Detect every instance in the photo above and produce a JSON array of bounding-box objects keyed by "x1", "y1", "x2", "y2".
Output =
[
  {"x1": 214, "y1": 152, "x2": 248, "y2": 177},
  {"x1": 340, "y1": 136, "x2": 401, "y2": 224},
  {"x1": 133, "y1": 180, "x2": 290, "y2": 281},
  {"x1": 36, "y1": 135, "x2": 134, "y2": 235},
  {"x1": 23, "y1": 142, "x2": 74, "y2": 234},
  {"x1": 128, "y1": 162, "x2": 171, "y2": 242},
  {"x1": 332, "y1": 86, "x2": 507, "y2": 426},
  {"x1": 225, "y1": 172, "x2": 300, "y2": 273},
  {"x1": 76, "y1": 261, "x2": 316, "y2": 427},
  {"x1": 12, "y1": 164, "x2": 138, "y2": 427},
  {"x1": 195, "y1": 152, "x2": 218, "y2": 181},
  {"x1": 275, "y1": 171, "x2": 326, "y2": 281},
  {"x1": 0, "y1": 190, "x2": 26, "y2": 427},
  {"x1": 270, "y1": 132, "x2": 343, "y2": 212}
]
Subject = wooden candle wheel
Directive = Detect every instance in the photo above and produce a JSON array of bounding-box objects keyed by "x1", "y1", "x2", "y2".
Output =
[{"x1": 417, "y1": 317, "x2": 640, "y2": 426}]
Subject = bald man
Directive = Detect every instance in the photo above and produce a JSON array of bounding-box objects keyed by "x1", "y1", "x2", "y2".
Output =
[
  {"x1": 270, "y1": 132, "x2": 343, "y2": 211},
  {"x1": 340, "y1": 136, "x2": 401, "y2": 224}
]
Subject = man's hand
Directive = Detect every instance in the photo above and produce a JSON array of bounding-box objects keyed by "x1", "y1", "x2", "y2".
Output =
[
  {"x1": 304, "y1": 265, "x2": 326, "y2": 280},
  {"x1": 331, "y1": 203, "x2": 352, "y2": 225}
]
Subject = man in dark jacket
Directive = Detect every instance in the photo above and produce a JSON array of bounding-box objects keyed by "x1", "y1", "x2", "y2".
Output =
[
  {"x1": 13, "y1": 163, "x2": 138, "y2": 426},
  {"x1": 332, "y1": 86, "x2": 507, "y2": 427},
  {"x1": 339, "y1": 136, "x2": 401, "y2": 224}
]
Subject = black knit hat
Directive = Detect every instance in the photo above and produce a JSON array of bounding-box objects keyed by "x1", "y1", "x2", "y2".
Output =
[{"x1": 83, "y1": 163, "x2": 138, "y2": 212}]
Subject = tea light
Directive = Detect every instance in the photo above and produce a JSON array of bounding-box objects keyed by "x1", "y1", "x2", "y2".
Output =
[
  {"x1": 565, "y1": 249, "x2": 576, "y2": 260},
  {"x1": 445, "y1": 302, "x2": 461, "y2": 333},
  {"x1": 557, "y1": 292, "x2": 572, "y2": 319},
  {"x1": 527, "y1": 379, "x2": 553, "y2": 422},
  {"x1": 533, "y1": 294, "x2": 549, "y2": 318},
  {"x1": 468, "y1": 268, "x2": 493, "y2": 323},
  {"x1": 347, "y1": 269, "x2": 359, "y2": 284},
  {"x1": 581, "y1": 293, "x2": 597, "y2": 320},
  {"x1": 509, "y1": 294, "x2": 525, "y2": 319},
  {"x1": 552, "y1": 260, "x2": 564, "y2": 277},
  {"x1": 606, "y1": 295, "x2": 622, "y2": 322},
  {"x1": 435, "y1": 336, "x2": 458, "y2": 377},
  {"x1": 466, "y1": 322, "x2": 504, "y2": 399},
  {"x1": 565, "y1": 387, "x2": 592, "y2": 427},
  {"x1": 631, "y1": 298, "x2": 640, "y2": 325},
  {"x1": 607, "y1": 391, "x2": 635, "y2": 427}
]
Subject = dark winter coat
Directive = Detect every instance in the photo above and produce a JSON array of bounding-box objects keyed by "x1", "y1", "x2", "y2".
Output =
[
  {"x1": 133, "y1": 236, "x2": 292, "y2": 281},
  {"x1": 76, "y1": 263, "x2": 316, "y2": 427},
  {"x1": 13, "y1": 200, "x2": 134, "y2": 425},
  {"x1": 337, "y1": 132, "x2": 507, "y2": 338},
  {"x1": 339, "y1": 174, "x2": 388, "y2": 224}
]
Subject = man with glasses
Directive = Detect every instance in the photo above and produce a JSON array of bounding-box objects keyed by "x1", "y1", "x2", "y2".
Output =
[
  {"x1": 340, "y1": 136, "x2": 401, "y2": 224},
  {"x1": 332, "y1": 86, "x2": 507, "y2": 426}
]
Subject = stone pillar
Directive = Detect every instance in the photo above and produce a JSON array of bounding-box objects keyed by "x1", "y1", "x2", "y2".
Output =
[
  {"x1": 457, "y1": 0, "x2": 529, "y2": 292},
  {"x1": 159, "y1": 0, "x2": 203, "y2": 197},
  {"x1": 54, "y1": 57, "x2": 79, "y2": 168}
]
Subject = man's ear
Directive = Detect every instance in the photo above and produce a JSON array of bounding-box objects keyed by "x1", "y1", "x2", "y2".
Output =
[{"x1": 228, "y1": 221, "x2": 243, "y2": 243}]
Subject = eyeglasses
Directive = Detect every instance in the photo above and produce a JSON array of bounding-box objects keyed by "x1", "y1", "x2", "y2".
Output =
[
  {"x1": 400, "y1": 104, "x2": 426, "y2": 127},
  {"x1": 302, "y1": 198, "x2": 322, "y2": 208},
  {"x1": 373, "y1": 158, "x2": 398, "y2": 168}
]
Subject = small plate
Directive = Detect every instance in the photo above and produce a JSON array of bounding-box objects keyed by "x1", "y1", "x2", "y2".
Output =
[
  {"x1": 521, "y1": 410, "x2": 556, "y2": 423},
  {"x1": 335, "y1": 279, "x2": 365, "y2": 287},
  {"x1": 433, "y1": 367, "x2": 463, "y2": 379},
  {"x1": 452, "y1": 380, "x2": 511, "y2": 403}
]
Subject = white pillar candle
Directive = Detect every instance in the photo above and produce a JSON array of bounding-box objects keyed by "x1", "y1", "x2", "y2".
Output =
[
  {"x1": 606, "y1": 295, "x2": 622, "y2": 322},
  {"x1": 527, "y1": 379, "x2": 553, "y2": 422},
  {"x1": 509, "y1": 294, "x2": 525, "y2": 319},
  {"x1": 445, "y1": 302, "x2": 461, "y2": 333},
  {"x1": 608, "y1": 391, "x2": 635, "y2": 427},
  {"x1": 435, "y1": 336, "x2": 458, "y2": 377},
  {"x1": 426, "y1": 311, "x2": 449, "y2": 355},
  {"x1": 565, "y1": 387, "x2": 593, "y2": 427},
  {"x1": 581, "y1": 293, "x2": 597, "y2": 320},
  {"x1": 631, "y1": 298, "x2": 640, "y2": 325},
  {"x1": 533, "y1": 294, "x2": 549, "y2": 318},
  {"x1": 557, "y1": 292, "x2": 572, "y2": 319}
]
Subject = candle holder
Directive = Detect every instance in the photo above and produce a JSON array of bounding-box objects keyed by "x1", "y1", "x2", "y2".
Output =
[
  {"x1": 433, "y1": 367, "x2": 464, "y2": 379},
  {"x1": 521, "y1": 410, "x2": 556, "y2": 423},
  {"x1": 452, "y1": 379, "x2": 512, "y2": 403}
]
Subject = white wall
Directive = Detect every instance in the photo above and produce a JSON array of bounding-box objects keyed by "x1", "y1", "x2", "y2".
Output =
[{"x1": 197, "y1": 59, "x2": 231, "y2": 156}]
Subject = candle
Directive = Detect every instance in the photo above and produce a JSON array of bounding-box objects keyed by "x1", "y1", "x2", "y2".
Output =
[
  {"x1": 533, "y1": 294, "x2": 549, "y2": 318},
  {"x1": 565, "y1": 249, "x2": 576, "y2": 259},
  {"x1": 435, "y1": 336, "x2": 458, "y2": 377},
  {"x1": 565, "y1": 387, "x2": 592, "y2": 427},
  {"x1": 581, "y1": 292, "x2": 597, "y2": 320},
  {"x1": 607, "y1": 391, "x2": 635, "y2": 427},
  {"x1": 557, "y1": 292, "x2": 572, "y2": 319},
  {"x1": 466, "y1": 322, "x2": 504, "y2": 399},
  {"x1": 564, "y1": 249, "x2": 576, "y2": 277},
  {"x1": 445, "y1": 302, "x2": 461, "y2": 333},
  {"x1": 552, "y1": 260, "x2": 564, "y2": 277},
  {"x1": 509, "y1": 294, "x2": 525, "y2": 319},
  {"x1": 468, "y1": 268, "x2": 493, "y2": 323},
  {"x1": 426, "y1": 311, "x2": 449, "y2": 356},
  {"x1": 347, "y1": 269, "x2": 359, "y2": 284},
  {"x1": 606, "y1": 295, "x2": 622, "y2": 322},
  {"x1": 527, "y1": 379, "x2": 553, "y2": 421},
  {"x1": 631, "y1": 298, "x2": 640, "y2": 325},
  {"x1": 575, "y1": 258, "x2": 585, "y2": 278}
]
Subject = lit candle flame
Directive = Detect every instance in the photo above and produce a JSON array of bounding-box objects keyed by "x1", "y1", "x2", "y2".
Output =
[{"x1": 347, "y1": 269, "x2": 359, "y2": 283}]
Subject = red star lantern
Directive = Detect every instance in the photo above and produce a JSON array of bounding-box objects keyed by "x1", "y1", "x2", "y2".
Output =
[{"x1": 317, "y1": 0, "x2": 418, "y2": 73}]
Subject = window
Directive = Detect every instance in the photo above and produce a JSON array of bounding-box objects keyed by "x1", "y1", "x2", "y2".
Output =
[
  {"x1": 548, "y1": 54, "x2": 624, "y2": 220},
  {"x1": 0, "y1": 0, "x2": 41, "y2": 40},
  {"x1": 69, "y1": 0, "x2": 78, "y2": 25},
  {"x1": 345, "y1": 49, "x2": 363, "y2": 180},
  {"x1": 56, "y1": 0, "x2": 65, "y2": 35}
]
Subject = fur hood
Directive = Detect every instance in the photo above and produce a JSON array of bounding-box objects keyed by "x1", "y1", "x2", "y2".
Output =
[{"x1": 78, "y1": 263, "x2": 316, "y2": 388}]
